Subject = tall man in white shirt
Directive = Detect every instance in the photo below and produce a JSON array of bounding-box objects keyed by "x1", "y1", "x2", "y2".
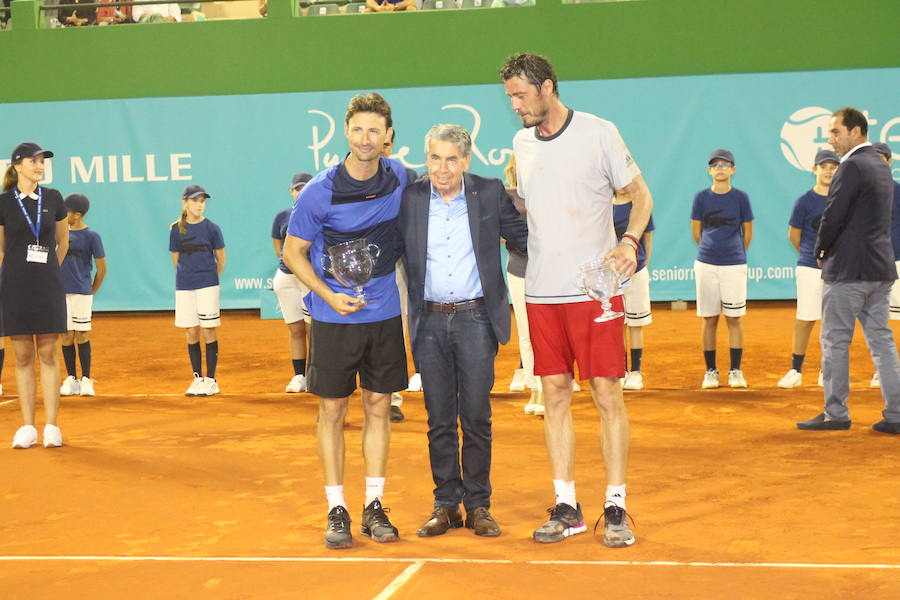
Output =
[{"x1": 501, "y1": 53, "x2": 653, "y2": 547}]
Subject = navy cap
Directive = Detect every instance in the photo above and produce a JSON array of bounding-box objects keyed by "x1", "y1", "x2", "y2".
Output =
[
  {"x1": 814, "y1": 149, "x2": 840, "y2": 165},
  {"x1": 182, "y1": 184, "x2": 210, "y2": 199},
  {"x1": 872, "y1": 142, "x2": 892, "y2": 159},
  {"x1": 290, "y1": 172, "x2": 313, "y2": 190},
  {"x1": 708, "y1": 149, "x2": 735, "y2": 165},
  {"x1": 11, "y1": 142, "x2": 54, "y2": 163},
  {"x1": 64, "y1": 193, "x2": 90, "y2": 215}
]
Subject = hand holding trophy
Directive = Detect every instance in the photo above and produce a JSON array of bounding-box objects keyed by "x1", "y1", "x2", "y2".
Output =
[
  {"x1": 322, "y1": 239, "x2": 381, "y2": 306},
  {"x1": 578, "y1": 256, "x2": 630, "y2": 323}
]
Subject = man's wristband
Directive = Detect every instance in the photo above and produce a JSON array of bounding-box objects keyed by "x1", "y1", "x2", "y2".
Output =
[
  {"x1": 619, "y1": 237, "x2": 639, "y2": 251},
  {"x1": 622, "y1": 232, "x2": 641, "y2": 247}
]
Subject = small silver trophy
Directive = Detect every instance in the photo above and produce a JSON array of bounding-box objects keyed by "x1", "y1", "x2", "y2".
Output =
[
  {"x1": 322, "y1": 239, "x2": 381, "y2": 305},
  {"x1": 578, "y1": 257, "x2": 627, "y2": 323}
]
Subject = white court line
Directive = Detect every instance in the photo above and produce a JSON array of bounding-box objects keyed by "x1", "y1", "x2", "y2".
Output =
[
  {"x1": 0, "y1": 555, "x2": 897, "y2": 569},
  {"x1": 0, "y1": 399, "x2": 16, "y2": 406},
  {"x1": 371, "y1": 561, "x2": 424, "y2": 600}
]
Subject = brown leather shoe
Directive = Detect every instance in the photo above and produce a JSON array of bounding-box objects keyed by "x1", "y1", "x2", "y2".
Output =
[
  {"x1": 465, "y1": 507, "x2": 501, "y2": 537},
  {"x1": 416, "y1": 507, "x2": 463, "y2": 537}
]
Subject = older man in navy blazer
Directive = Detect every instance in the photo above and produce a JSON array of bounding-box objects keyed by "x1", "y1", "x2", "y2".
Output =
[
  {"x1": 399, "y1": 124, "x2": 528, "y2": 536},
  {"x1": 797, "y1": 107, "x2": 900, "y2": 434}
]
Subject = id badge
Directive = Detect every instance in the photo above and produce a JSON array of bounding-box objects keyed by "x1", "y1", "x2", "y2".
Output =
[{"x1": 26, "y1": 244, "x2": 49, "y2": 264}]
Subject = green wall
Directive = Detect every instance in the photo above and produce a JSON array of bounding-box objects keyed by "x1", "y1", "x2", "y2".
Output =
[{"x1": 2, "y1": 0, "x2": 899, "y2": 104}]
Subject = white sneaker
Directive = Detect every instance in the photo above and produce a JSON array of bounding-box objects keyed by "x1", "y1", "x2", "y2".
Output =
[
  {"x1": 391, "y1": 392, "x2": 403, "y2": 406},
  {"x1": 702, "y1": 369, "x2": 719, "y2": 389},
  {"x1": 202, "y1": 378, "x2": 220, "y2": 396},
  {"x1": 818, "y1": 370, "x2": 824, "y2": 387},
  {"x1": 728, "y1": 369, "x2": 748, "y2": 388},
  {"x1": 406, "y1": 373, "x2": 423, "y2": 392},
  {"x1": 0, "y1": 383, "x2": 4, "y2": 395},
  {"x1": 12, "y1": 425, "x2": 38, "y2": 449},
  {"x1": 524, "y1": 402, "x2": 536, "y2": 415},
  {"x1": 510, "y1": 368, "x2": 527, "y2": 392},
  {"x1": 777, "y1": 369, "x2": 802, "y2": 389},
  {"x1": 285, "y1": 374, "x2": 307, "y2": 393},
  {"x1": 623, "y1": 371, "x2": 644, "y2": 391},
  {"x1": 572, "y1": 380, "x2": 582, "y2": 392},
  {"x1": 80, "y1": 377, "x2": 95, "y2": 396},
  {"x1": 43, "y1": 424, "x2": 63, "y2": 448},
  {"x1": 532, "y1": 403, "x2": 545, "y2": 417},
  {"x1": 186, "y1": 374, "x2": 204, "y2": 396},
  {"x1": 871, "y1": 372, "x2": 881, "y2": 388},
  {"x1": 60, "y1": 375, "x2": 81, "y2": 396}
]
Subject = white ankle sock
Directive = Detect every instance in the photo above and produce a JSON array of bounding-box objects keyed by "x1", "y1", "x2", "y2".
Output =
[
  {"x1": 325, "y1": 485, "x2": 345, "y2": 511},
  {"x1": 606, "y1": 484, "x2": 626, "y2": 510},
  {"x1": 553, "y1": 479, "x2": 577, "y2": 509},
  {"x1": 365, "y1": 476, "x2": 385, "y2": 507}
]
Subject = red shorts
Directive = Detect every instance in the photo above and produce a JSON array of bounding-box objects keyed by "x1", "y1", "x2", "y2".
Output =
[{"x1": 526, "y1": 299, "x2": 626, "y2": 380}]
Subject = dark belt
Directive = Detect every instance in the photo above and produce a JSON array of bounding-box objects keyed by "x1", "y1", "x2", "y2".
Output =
[{"x1": 425, "y1": 298, "x2": 486, "y2": 314}]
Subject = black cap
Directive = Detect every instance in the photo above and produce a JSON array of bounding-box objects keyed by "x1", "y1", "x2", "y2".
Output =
[
  {"x1": 872, "y1": 142, "x2": 892, "y2": 160},
  {"x1": 11, "y1": 142, "x2": 54, "y2": 163},
  {"x1": 708, "y1": 149, "x2": 735, "y2": 165},
  {"x1": 64, "y1": 194, "x2": 90, "y2": 215},
  {"x1": 813, "y1": 149, "x2": 840, "y2": 165},
  {"x1": 182, "y1": 184, "x2": 210, "y2": 199},
  {"x1": 291, "y1": 172, "x2": 313, "y2": 190}
]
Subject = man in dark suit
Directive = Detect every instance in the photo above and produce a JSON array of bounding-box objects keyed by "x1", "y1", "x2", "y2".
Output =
[
  {"x1": 399, "y1": 124, "x2": 528, "y2": 536},
  {"x1": 797, "y1": 106, "x2": 900, "y2": 434}
]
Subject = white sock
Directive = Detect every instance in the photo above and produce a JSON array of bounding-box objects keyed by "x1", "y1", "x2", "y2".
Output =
[
  {"x1": 553, "y1": 479, "x2": 577, "y2": 509},
  {"x1": 365, "y1": 477, "x2": 385, "y2": 507},
  {"x1": 325, "y1": 485, "x2": 345, "y2": 511},
  {"x1": 606, "y1": 484, "x2": 626, "y2": 510}
]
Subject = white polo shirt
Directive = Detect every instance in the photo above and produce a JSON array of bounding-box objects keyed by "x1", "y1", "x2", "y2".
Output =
[{"x1": 514, "y1": 109, "x2": 640, "y2": 304}]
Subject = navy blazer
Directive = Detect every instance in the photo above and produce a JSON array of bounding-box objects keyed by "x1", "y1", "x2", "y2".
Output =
[
  {"x1": 815, "y1": 145, "x2": 897, "y2": 282},
  {"x1": 399, "y1": 172, "x2": 528, "y2": 352}
]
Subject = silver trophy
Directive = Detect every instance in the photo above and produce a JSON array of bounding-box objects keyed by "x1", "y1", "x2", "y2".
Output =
[
  {"x1": 578, "y1": 257, "x2": 627, "y2": 323},
  {"x1": 322, "y1": 239, "x2": 381, "y2": 305}
]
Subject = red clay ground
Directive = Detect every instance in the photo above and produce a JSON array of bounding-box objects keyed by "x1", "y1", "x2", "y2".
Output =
[{"x1": 0, "y1": 302, "x2": 898, "y2": 599}]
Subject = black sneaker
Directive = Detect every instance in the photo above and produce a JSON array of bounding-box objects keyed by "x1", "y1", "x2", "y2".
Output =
[
  {"x1": 361, "y1": 499, "x2": 399, "y2": 543},
  {"x1": 532, "y1": 502, "x2": 586, "y2": 543},
  {"x1": 595, "y1": 503, "x2": 635, "y2": 548},
  {"x1": 324, "y1": 505, "x2": 352, "y2": 549}
]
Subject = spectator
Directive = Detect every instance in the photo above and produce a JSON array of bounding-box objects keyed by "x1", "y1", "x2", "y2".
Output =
[
  {"x1": 367, "y1": 0, "x2": 416, "y2": 12},
  {"x1": 133, "y1": 2, "x2": 181, "y2": 22},
  {"x1": 58, "y1": 0, "x2": 97, "y2": 26},
  {"x1": 96, "y1": 0, "x2": 133, "y2": 25},
  {"x1": 491, "y1": 0, "x2": 534, "y2": 6}
]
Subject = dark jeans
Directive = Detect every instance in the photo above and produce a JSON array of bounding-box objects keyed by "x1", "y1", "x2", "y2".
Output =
[{"x1": 416, "y1": 306, "x2": 498, "y2": 511}]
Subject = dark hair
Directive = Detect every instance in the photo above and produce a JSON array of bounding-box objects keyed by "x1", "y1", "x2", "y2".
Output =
[
  {"x1": 345, "y1": 93, "x2": 393, "y2": 129},
  {"x1": 499, "y1": 53, "x2": 558, "y2": 96},
  {"x1": 833, "y1": 107, "x2": 868, "y2": 137},
  {"x1": 1, "y1": 165, "x2": 17, "y2": 193}
]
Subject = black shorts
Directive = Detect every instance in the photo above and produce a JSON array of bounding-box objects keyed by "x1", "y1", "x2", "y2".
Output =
[{"x1": 307, "y1": 316, "x2": 408, "y2": 398}]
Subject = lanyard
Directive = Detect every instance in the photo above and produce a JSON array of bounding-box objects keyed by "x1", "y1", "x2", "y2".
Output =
[{"x1": 13, "y1": 186, "x2": 42, "y2": 244}]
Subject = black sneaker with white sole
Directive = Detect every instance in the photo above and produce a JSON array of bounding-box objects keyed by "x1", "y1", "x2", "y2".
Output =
[
  {"x1": 360, "y1": 499, "x2": 399, "y2": 542},
  {"x1": 596, "y1": 503, "x2": 635, "y2": 548},
  {"x1": 324, "y1": 505, "x2": 352, "y2": 549},
  {"x1": 532, "y1": 502, "x2": 586, "y2": 543}
]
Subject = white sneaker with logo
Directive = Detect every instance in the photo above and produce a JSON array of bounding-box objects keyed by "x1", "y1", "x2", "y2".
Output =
[
  {"x1": 871, "y1": 372, "x2": 881, "y2": 388},
  {"x1": 60, "y1": 375, "x2": 81, "y2": 396},
  {"x1": 12, "y1": 425, "x2": 38, "y2": 449},
  {"x1": 702, "y1": 369, "x2": 719, "y2": 389},
  {"x1": 202, "y1": 378, "x2": 220, "y2": 396},
  {"x1": 406, "y1": 373, "x2": 423, "y2": 392},
  {"x1": 285, "y1": 374, "x2": 307, "y2": 393},
  {"x1": 777, "y1": 369, "x2": 802, "y2": 389},
  {"x1": 186, "y1": 374, "x2": 204, "y2": 396},
  {"x1": 80, "y1": 377, "x2": 95, "y2": 396},
  {"x1": 43, "y1": 424, "x2": 63, "y2": 448},
  {"x1": 509, "y1": 368, "x2": 527, "y2": 392},
  {"x1": 623, "y1": 371, "x2": 644, "y2": 391},
  {"x1": 728, "y1": 369, "x2": 748, "y2": 388}
]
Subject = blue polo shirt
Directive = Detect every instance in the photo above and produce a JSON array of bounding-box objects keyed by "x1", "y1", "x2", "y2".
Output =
[
  {"x1": 613, "y1": 202, "x2": 655, "y2": 272},
  {"x1": 691, "y1": 187, "x2": 753, "y2": 266},
  {"x1": 788, "y1": 189, "x2": 827, "y2": 269},
  {"x1": 287, "y1": 157, "x2": 409, "y2": 324},
  {"x1": 169, "y1": 218, "x2": 225, "y2": 291},
  {"x1": 425, "y1": 181, "x2": 483, "y2": 303},
  {"x1": 272, "y1": 207, "x2": 293, "y2": 274},
  {"x1": 62, "y1": 228, "x2": 105, "y2": 295}
]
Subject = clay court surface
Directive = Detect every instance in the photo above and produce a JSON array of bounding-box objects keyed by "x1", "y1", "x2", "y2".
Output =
[{"x1": 1, "y1": 302, "x2": 898, "y2": 599}]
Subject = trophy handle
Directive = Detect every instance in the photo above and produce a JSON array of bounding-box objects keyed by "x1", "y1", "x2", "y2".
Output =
[{"x1": 367, "y1": 244, "x2": 381, "y2": 260}]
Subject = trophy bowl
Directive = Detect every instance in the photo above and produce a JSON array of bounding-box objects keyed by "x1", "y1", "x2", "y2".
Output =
[
  {"x1": 322, "y1": 239, "x2": 381, "y2": 305},
  {"x1": 578, "y1": 257, "x2": 625, "y2": 323}
]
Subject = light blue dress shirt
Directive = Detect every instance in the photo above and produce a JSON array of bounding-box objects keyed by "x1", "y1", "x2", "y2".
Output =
[{"x1": 424, "y1": 181, "x2": 484, "y2": 303}]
